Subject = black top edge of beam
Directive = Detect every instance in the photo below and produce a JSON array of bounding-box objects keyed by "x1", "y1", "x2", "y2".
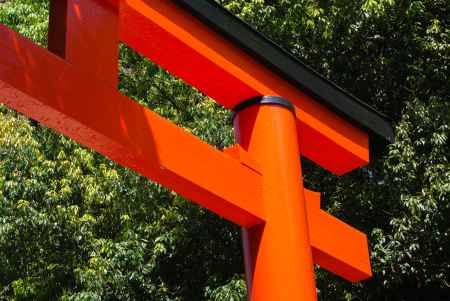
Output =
[
  {"x1": 232, "y1": 96, "x2": 296, "y2": 121},
  {"x1": 234, "y1": 96, "x2": 296, "y2": 114},
  {"x1": 173, "y1": 0, "x2": 394, "y2": 142}
]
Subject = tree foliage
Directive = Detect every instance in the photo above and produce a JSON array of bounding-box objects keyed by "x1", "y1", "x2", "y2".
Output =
[
  {"x1": 0, "y1": 0, "x2": 449, "y2": 300},
  {"x1": 218, "y1": 0, "x2": 449, "y2": 299}
]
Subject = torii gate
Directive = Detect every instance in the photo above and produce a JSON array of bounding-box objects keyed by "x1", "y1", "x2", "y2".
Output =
[{"x1": 0, "y1": 0, "x2": 393, "y2": 300}]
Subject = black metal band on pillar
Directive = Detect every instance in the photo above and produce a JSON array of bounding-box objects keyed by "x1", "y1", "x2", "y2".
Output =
[{"x1": 232, "y1": 96, "x2": 296, "y2": 121}]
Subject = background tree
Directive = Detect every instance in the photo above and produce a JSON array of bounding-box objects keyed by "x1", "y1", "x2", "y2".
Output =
[{"x1": 0, "y1": 0, "x2": 449, "y2": 300}]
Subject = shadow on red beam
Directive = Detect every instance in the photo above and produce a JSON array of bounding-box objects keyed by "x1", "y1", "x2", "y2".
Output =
[
  {"x1": 117, "y1": 0, "x2": 369, "y2": 175},
  {"x1": 0, "y1": 24, "x2": 264, "y2": 228}
]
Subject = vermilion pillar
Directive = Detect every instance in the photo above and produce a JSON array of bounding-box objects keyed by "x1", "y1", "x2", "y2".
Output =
[{"x1": 233, "y1": 97, "x2": 317, "y2": 301}]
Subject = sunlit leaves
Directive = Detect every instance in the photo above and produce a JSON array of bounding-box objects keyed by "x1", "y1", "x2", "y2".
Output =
[
  {"x1": 219, "y1": 0, "x2": 449, "y2": 300},
  {"x1": 1, "y1": 0, "x2": 449, "y2": 300}
]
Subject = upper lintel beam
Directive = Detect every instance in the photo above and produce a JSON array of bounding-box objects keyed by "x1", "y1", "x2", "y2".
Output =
[{"x1": 116, "y1": 0, "x2": 370, "y2": 175}]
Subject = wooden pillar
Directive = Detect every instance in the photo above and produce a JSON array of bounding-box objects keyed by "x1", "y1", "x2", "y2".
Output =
[
  {"x1": 233, "y1": 96, "x2": 317, "y2": 301},
  {"x1": 48, "y1": 0, "x2": 119, "y2": 87}
]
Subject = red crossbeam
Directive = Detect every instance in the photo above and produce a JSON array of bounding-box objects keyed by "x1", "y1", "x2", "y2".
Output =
[
  {"x1": 116, "y1": 0, "x2": 369, "y2": 175},
  {"x1": 0, "y1": 0, "x2": 372, "y2": 286},
  {"x1": 226, "y1": 146, "x2": 371, "y2": 281},
  {"x1": 0, "y1": 24, "x2": 263, "y2": 227},
  {"x1": 305, "y1": 190, "x2": 372, "y2": 281}
]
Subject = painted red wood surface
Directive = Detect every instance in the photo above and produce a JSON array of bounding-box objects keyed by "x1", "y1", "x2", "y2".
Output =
[
  {"x1": 117, "y1": 0, "x2": 369, "y2": 175},
  {"x1": 305, "y1": 190, "x2": 372, "y2": 282},
  {"x1": 234, "y1": 104, "x2": 318, "y2": 300},
  {"x1": 0, "y1": 19, "x2": 371, "y2": 282},
  {"x1": 0, "y1": 23, "x2": 263, "y2": 227},
  {"x1": 0, "y1": 0, "x2": 373, "y2": 296},
  {"x1": 225, "y1": 145, "x2": 372, "y2": 282}
]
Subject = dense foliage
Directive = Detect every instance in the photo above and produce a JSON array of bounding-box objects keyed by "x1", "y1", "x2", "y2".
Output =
[{"x1": 0, "y1": 0, "x2": 448, "y2": 300}]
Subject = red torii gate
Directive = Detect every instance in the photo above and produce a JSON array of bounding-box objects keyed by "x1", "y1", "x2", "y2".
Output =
[{"x1": 0, "y1": 0, "x2": 393, "y2": 300}]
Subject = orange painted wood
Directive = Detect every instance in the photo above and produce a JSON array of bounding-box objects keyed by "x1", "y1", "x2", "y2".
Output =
[
  {"x1": 234, "y1": 104, "x2": 318, "y2": 300},
  {"x1": 116, "y1": 0, "x2": 369, "y2": 175},
  {"x1": 305, "y1": 189, "x2": 372, "y2": 282},
  {"x1": 0, "y1": 24, "x2": 263, "y2": 227},
  {"x1": 224, "y1": 144, "x2": 372, "y2": 282},
  {"x1": 0, "y1": 0, "x2": 372, "y2": 284},
  {"x1": 49, "y1": 0, "x2": 119, "y2": 88},
  {"x1": 65, "y1": 0, "x2": 119, "y2": 87},
  {"x1": 223, "y1": 144, "x2": 261, "y2": 174}
]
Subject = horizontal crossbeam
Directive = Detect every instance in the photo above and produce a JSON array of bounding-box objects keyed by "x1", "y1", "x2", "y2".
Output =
[
  {"x1": 116, "y1": 0, "x2": 369, "y2": 175},
  {"x1": 0, "y1": 1, "x2": 370, "y2": 281},
  {"x1": 0, "y1": 24, "x2": 263, "y2": 227},
  {"x1": 305, "y1": 190, "x2": 372, "y2": 281},
  {"x1": 225, "y1": 146, "x2": 371, "y2": 281}
]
